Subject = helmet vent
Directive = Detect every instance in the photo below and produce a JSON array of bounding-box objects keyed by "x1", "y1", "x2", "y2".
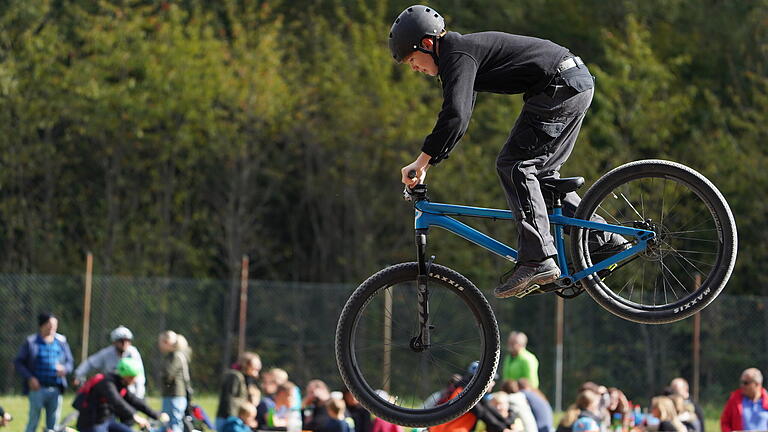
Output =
[
  {"x1": 389, "y1": 32, "x2": 393, "y2": 38},
  {"x1": 395, "y1": 18, "x2": 400, "y2": 23},
  {"x1": 425, "y1": 8, "x2": 430, "y2": 12},
  {"x1": 407, "y1": 7, "x2": 413, "y2": 12},
  {"x1": 434, "y1": 14, "x2": 439, "y2": 18}
]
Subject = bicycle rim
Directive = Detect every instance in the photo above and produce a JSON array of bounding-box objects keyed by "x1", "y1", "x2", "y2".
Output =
[
  {"x1": 574, "y1": 160, "x2": 736, "y2": 322},
  {"x1": 336, "y1": 263, "x2": 499, "y2": 426}
]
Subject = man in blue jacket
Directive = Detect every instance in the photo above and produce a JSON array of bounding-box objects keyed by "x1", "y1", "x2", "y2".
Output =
[{"x1": 14, "y1": 312, "x2": 74, "y2": 432}]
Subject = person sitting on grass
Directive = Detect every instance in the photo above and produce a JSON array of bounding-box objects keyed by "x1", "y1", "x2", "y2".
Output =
[{"x1": 222, "y1": 402, "x2": 258, "y2": 432}]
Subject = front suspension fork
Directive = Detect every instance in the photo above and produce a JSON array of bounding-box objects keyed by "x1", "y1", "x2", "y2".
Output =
[{"x1": 411, "y1": 229, "x2": 433, "y2": 352}]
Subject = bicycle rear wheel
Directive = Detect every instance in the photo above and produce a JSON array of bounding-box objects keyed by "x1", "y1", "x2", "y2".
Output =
[
  {"x1": 335, "y1": 262, "x2": 499, "y2": 427},
  {"x1": 572, "y1": 160, "x2": 737, "y2": 324}
]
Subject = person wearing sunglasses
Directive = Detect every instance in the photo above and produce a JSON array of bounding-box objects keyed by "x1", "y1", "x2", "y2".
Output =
[{"x1": 720, "y1": 368, "x2": 768, "y2": 432}]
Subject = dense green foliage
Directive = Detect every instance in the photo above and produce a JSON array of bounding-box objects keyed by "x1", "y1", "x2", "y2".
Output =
[{"x1": 0, "y1": 0, "x2": 766, "y2": 289}]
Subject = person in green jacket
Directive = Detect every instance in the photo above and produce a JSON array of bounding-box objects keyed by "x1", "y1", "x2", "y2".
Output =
[
  {"x1": 158, "y1": 331, "x2": 192, "y2": 432},
  {"x1": 216, "y1": 352, "x2": 262, "y2": 432},
  {"x1": 502, "y1": 331, "x2": 539, "y2": 388}
]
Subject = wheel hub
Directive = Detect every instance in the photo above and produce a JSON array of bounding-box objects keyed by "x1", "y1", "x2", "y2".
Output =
[{"x1": 633, "y1": 219, "x2": 671, "y2": 261}]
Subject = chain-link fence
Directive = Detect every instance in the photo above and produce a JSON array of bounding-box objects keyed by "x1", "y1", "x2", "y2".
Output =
[{"x1": 1, "y1": 273, "x2": 765, "y2": 410}]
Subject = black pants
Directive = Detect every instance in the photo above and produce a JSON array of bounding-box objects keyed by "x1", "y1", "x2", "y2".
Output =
[{"x1": 496, "y1": 65, "x2": 609, "y2": 263}]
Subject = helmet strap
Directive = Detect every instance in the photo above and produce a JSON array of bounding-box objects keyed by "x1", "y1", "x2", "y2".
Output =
[{"x1": 415, "y1": 35, "x2": 440, "y2": 66}]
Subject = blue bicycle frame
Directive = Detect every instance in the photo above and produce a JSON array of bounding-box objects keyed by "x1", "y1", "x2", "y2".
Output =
[{"x1": 414, "y1": 200, "x2": 656, "y2": 282}]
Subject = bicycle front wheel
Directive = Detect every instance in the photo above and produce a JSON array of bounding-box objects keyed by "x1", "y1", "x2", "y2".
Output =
[
  {"x1": 335, "y1": 262, "x2": 500, "y2": 427},
  {"x1": 572, "y1": 159, "x2": 737, "y2": 324}
]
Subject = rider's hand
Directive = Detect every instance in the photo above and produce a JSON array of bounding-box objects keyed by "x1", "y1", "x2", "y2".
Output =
[
  {"x1": 159, "y1": 413, "x2": 170, "y2": 423},
  {"x1": 401, "y1": 153, "x2": 432, "y2": 188},
  {"x1": 133, "y1": 414, "x2": 149, "y2": 429}
]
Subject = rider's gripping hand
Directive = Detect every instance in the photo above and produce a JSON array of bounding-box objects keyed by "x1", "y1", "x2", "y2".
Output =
[
  {"x1": 159, "y1": 413, "x2": 170, "y2": 423},
  {"x1": 133, "y1": 414, "x2": 150, "y2": 429},
  {"x1": 401, "y1": 152, "x2": 432, "y2": 188}
]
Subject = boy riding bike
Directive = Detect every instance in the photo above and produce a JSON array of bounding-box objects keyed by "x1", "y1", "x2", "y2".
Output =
[{"x1": 392, "y1": 5, "x2": 627, "y2": 297}]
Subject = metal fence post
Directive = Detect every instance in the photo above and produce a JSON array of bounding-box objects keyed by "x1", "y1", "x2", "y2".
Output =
[
  {"x1": 238, "y1": 255, "x2": 249, "y2": 359},
  {"x1": 81, "y1": 252, "x2": 93, "y2": 362}
]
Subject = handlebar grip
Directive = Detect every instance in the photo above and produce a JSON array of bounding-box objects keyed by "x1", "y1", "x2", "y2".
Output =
[{"x1": 407, "y1": 170, "x2": 417, "y2": 179}]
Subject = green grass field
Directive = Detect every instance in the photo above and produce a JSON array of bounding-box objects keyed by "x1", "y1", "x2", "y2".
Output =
[
  {"x1": 0, "y1": 394, "x2": 722, "y2": 431},
  {"x1": 0, "y1": 394, "x2": 219, "y2": 431}
]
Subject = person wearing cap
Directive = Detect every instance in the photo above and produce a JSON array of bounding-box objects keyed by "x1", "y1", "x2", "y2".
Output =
[
  {"x1": 14, "y1": 312, "x2": 74, "y2": 432},
  {"x1": 74, "y1": 325, "x2": 147, "y2": 398},
  {"x1": 75, "y1": 357, "x2": 166, "y2": 432},
  {"x1": 391, "y1": 5, "x2": 628, "y2": 298}
]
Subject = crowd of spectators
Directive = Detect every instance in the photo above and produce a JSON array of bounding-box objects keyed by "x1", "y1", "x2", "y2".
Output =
[{"x1": 7, "y1": 320, "x2": 768, "y2": 432}]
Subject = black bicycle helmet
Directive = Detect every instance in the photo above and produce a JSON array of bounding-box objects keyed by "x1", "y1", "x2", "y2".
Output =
[{"x1": 388, "y1": 5, "x2": 445, "y2": 63}]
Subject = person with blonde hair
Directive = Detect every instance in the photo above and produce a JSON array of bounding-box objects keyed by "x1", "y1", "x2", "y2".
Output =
[
  {"x1": 651, "y1": 396, "x2": 686, "y2": 432},
  {"x1": 221, "y1": 402, "x2": 258, "y2": 432},
  {"x1": 158, "y1": 331, "x2": 192, "y2": 432},
  {"x1": 556, "y1": 388, "x2": 601, "y2": 432}
]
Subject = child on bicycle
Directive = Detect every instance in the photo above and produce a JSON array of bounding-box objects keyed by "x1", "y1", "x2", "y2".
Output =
[
  {"x1": 392, "y1": 5, "x2": 626, "y2": 297},
  {"x1": 75, "y1": 357, "x2": 167, "y2": 432}
]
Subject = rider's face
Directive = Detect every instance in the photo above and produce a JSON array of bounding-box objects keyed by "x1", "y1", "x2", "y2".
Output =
[{"x1": 404, "y1": 38, "x2": 438, "y2": 76}]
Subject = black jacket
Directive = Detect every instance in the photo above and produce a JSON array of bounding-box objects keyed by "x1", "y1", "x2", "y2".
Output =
[
  {"x1": 423, "y1": 31, "x2": 570, "y2": 164},
  {"x1": 76, "y1": 373, "x2": 159, "y2": 428}
]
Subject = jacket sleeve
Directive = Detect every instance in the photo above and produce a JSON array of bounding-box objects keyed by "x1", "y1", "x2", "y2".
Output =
[
  {"x1": 421, "y1": 52, "x2": 478, "y2": 165},
  {"x1": 720, "y1": 394, "x2": 735, "y2": 432},
  {"x1": 125, "y1": 390, "x2": 160, "y2": 419},
  {"x1": 14, "y1": 340, "x2": 33, "y2": 380},
  {"x1": 61, "y1": 338, "x2": 74, "y2": 374},
  {"x1": 132, "y1": 348, "x2": 147, "y2": 399},
  {"x1": 104, "y1": 381, "x2": 138, "y2": 422},
  {"x1": 75, "y1": 348, "x2": 108, "y2": 381}
]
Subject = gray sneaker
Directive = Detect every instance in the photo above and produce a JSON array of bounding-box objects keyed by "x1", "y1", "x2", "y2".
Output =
[{"x1": 494, "y1": 258, "x2": 561, "y2": 299}]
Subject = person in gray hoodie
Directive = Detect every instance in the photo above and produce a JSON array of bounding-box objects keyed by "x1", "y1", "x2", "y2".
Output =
[{"x1": 74, "y1": 326, "x2": 146, "y2": 399}]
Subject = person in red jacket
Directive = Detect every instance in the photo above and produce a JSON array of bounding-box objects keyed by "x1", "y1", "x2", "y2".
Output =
[{"x1": 720, "y1": 368, "x2": 768, "y2": 432}]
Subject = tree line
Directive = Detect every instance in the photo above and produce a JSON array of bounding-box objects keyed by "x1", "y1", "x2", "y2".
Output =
[{"x1": 1, "y1": 0, "x2": 766, "y2": 299}]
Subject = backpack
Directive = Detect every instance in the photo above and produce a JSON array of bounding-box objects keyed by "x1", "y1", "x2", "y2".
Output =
[{"x1": 72, "y1": 373, "x2": 127, "y2": 410}]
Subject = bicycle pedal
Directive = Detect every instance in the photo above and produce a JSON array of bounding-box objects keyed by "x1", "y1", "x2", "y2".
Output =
[{"x1": 514, "y1": 284, "x2": 540, "y2": 298}]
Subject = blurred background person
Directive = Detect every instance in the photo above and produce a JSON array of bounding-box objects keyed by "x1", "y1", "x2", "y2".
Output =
[
  {"x1": 556, "y1": 388, "x2": 601, "y2": 432},
  {"x1": 501, "y1": 380, "x2": 537, "y2": 432},
  {"x1": 74, "y1": 325, "x2": 146, "y2": 399},
  {"x1": 303, "y1": 379, "x2": 332, "y2": 431},
  {"x1": 720, "y1": 367, "x2": 768, "y2": 432},
  {"x1": 158, "y1": 330, "x2": 192, "y2": 432},
  {"x1": 519, "y1": 379, "x2": 553, "y2": 432},
  {"x1": 14, "y1": 313, "x2": 74, "y2": 432},
  {"x1": 503, "y1": 332, "x2": 539, "y2": 389},
  {"x1": 221, "y1": 402, "x2": 258, "y2": 432},
  {"x1": 216, "y1": 351, "x2": 261, "y2": 432},
  {"x1": 0, "y1": 406, "x2": 11, "y2": 428},
  {"x1": 342, "y1": 387, "x2": 373, "y2": 432},
  {"x1": 651, "y1": 396, "x2": 686, "y2": 432},
  {"x1": 669, "y1": 378, "x2": 704, "y2": 432}
]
